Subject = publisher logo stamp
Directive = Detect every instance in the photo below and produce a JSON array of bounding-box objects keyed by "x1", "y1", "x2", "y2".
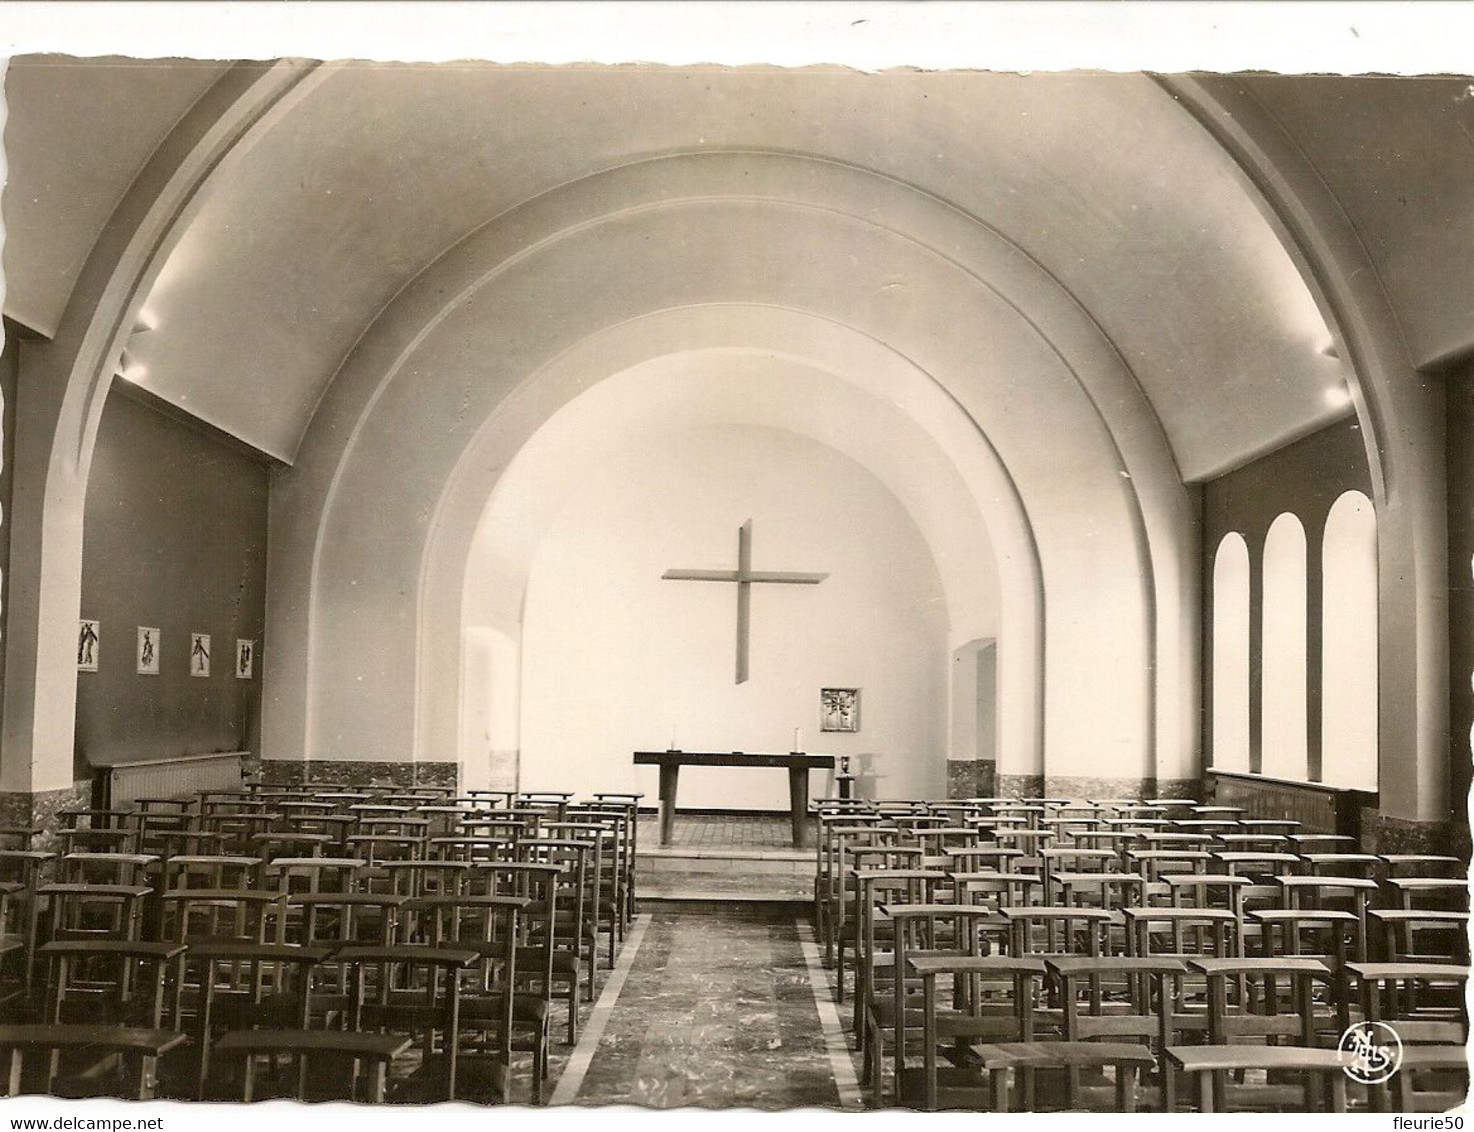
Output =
[{"x1": 1339, "y1": 1020, "x2": 1403, "y2": 1085}]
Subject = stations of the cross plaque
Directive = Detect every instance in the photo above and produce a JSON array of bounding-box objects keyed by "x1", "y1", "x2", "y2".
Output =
[{"x1": 662, "y1": 520, "x2": 827, "y2": 684}]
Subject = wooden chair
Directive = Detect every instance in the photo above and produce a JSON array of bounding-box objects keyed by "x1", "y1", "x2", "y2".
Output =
[
  {"x1": 40, "y1": 940, "x2": 187, "y2": 1034},
  {"x1": 567, "y1": 803, "x2": 634, "y2": 937},
  {"x1": 263, "y1": 855, "x2": 366, "y2": 896},
  {"x1": 187, "y1": 941, "x2": 332, "y2": 1097},
  {"x1": 1385, "y1": 877, "x2": 1470, "y2": 913},
  {"x1": 252, "y1": 831, "x2": 333, "y2": 861},
  {"x1": 819, "y1": 820, "x2": 897, "y2": 969},
  {"x1": 1190, "y1": 957, "x2": 1338, "y2": 1110},
  {"x1": 1341, "y1": 962, "x2": 1469, "y2": 1112},
  {"x1": 1369, "y1": 909, "x2": 1469, "y2": 964},
  {"x1": 900, "y1": 954, "x2": 1048, "y2": 1110},
  {"x1": 1277, "y1": 873, "x2": 1379, "y2": 961},
  {"x1": 950, "y1": 870, "x2": 1043, "y2": 914},
  {"x1": 1122, "y1": 906, "x2": 1235, "y2": 960},
  {"x1": 39, "y1": 882, "x2": 151, "y2": 945},
  {"x1": 0, "y1": 1025, "x2": 188, "y2": 1099},
  {"x1": 589, "y1": 793, "x2": 642, "y2": 921},
  {"x1": 1004, "y1": 907, "x2": 1112, "y2": 962},
  {"x1": 543, "y1": 819, "x2": 618, "y2": 966},
  {"x1": 1379, "y1": 854, "x2": 1464, "y2": 879},
  {"x1": 469, "y1": 862, "x2": 564, "y2": 1102},
  {"x1": 1049, "y1": 955, "x2": 1189, "y2": 1110},
  {"x1": 518, "y1": 838, "x2": 595, "y2": 1041},
  {"x1": 1346, "y1": 961, "x2": 1469, "y2": 1046},
  {"x1": 160, "y1": 888, "x2": 290, "y2": 946},
  {"x1": 1048, "y1": 871, "x2": 1144, "y2": 915},
  {"x1": 286, "y1": 891, "x2": 407, "y2": 1018},
  {"x1": 0, "y1": 848, "x2": 54, "y2": 990},
  {"x1": 850, "y1": 868, "x2": 946, "y2": 1040},
  {"x1": 382, "y1": 859, "x2": 473, "y2": 900},
  {"x1": 1251, "y1": 907, "x2": 1359, "y2": 977},
  {"x1": 1302, "y1": 852, "x2": 1382, "y2": 879},
  {"x1": 870, "y1": 902, "x2": 1005, "y2": 1105},
  {"x1": 409, "y1": 893, "x2": 531, "y2": 1102},
  {"x1": 338, "y1": 944, "x2": 480, "y2": 1101},
  {"x1": 1387, "y1": 1046, "x2": 1470, "y2": 1113},
  {"x1": 55, "y1": 851, "x2": 158, "y2": 887},
  {"x1": 1167, "y1": 1046, "x2": 1350, "y2": 1112},
  {"x1": 835, "y1": 843, "x2": 917, "y2": 997},
  {"x1": 215, "y1": 1028, "x2": 410, "y2": 1102}
]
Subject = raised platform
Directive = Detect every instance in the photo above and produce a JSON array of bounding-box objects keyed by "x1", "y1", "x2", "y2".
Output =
[{"x1": 636, "y1": 812, "x2": 815, "y2": 904}]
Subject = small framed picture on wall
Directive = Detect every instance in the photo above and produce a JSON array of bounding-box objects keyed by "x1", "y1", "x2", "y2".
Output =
[
  {"x1": 77, "y1": 619, "x2": 100, "y2": 672},
  {"x1": 236, "y1": 639, "x2": 255, "y2": 680},
  {"x1": 136, "y1": 627, "x2": 160, "y2": 675},
  {"x1": 190, "y1": 632, "x2": 211, "y2": 677},
  {"x1": 820, "y1": 687, "x2": 860, "y2": 733}
]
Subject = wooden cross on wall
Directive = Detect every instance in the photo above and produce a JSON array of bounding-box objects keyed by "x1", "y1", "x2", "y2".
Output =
[{"x1": 662, "y1": 520, "x2": 828, "y2": 684}]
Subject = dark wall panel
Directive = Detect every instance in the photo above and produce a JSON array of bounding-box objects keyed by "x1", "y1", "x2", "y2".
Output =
[{"x1": 75, "y1": 388, "x2": 268, "y2": 778}]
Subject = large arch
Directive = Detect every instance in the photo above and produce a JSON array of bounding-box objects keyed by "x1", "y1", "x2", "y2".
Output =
[
  {"x1": 265, "y1": 150, "x2": 1197, "y2": 794},
  {"x1": 449, "y1": 329, "x2": 1015, "y2": 792}
]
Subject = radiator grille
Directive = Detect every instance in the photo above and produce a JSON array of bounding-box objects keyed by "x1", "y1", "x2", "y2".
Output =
[{"x1": 105, "y1": 752, "x2": 246, "y2": 808}]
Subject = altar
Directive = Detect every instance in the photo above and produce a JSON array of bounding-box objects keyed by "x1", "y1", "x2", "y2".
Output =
[{"x1": 632, "y1": 750, "x2": 837, "y2": 849}]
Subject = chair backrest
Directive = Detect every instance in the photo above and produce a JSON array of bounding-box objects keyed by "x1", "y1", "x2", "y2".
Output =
[
  {"x1": 1004, "y1": 906, "x2": 1111, "y2": 958},
  {"x1": 1191, "y1": 957, "x2": 1332, "y2": 1046},
  {"x1": 39, "y1": 939, "x2": 187, "y2": 1028},
  {"x1": 1121, "y1": 905, "x2": 1235, "y2": 959},
  {"x1": 161, "y1": 887, "x2": 289, "y2": 945},
  {"x1": 1049, "y1": 955, "x2": 1188, "y2": 1043},
  {"x1": 290, "y1": 892, "x2": 408, "y2": 948}
]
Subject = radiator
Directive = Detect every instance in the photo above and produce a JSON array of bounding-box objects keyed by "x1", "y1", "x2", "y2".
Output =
[
  {"x1": 103, "y1": 751, "x2": 247, "y2": 808},
  {"x1": 1208, "y1": 770, "x2": 1365, "y2": 838}
]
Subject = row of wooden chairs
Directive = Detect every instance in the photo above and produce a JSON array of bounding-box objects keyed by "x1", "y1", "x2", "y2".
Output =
[
  {"x1": 812, "y1": 795, "x2": 1467, "y2": 1112},
  {"x1": 0, "y1": 785, "x2": 648, "y2": 1103}
]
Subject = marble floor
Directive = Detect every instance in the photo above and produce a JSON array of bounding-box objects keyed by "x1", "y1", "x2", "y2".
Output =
[{"x1": 552, "y1": 905, "x2": 858, "y2": 1109}]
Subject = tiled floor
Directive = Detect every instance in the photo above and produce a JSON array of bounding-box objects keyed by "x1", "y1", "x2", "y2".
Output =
[
  {"x1": 636, "y1": 811, "x2": 815, "y2": 849},
  {"x1": 558, "y1": 905, "x2": 848, "y2": 1108}
]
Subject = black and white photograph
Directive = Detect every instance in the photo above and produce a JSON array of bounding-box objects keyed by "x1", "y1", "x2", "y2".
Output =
[
  {"x1": 136, "y1": 626, "x2": 159, "y2": 676},
  {"x1": 0, "y1": 1, "x2": 1469, "y2": 1121}
]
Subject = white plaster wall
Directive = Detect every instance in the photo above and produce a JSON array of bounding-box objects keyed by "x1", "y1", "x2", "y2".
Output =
[{"x1": 513, "y1": 425, "x2": 952, "y2": 808}]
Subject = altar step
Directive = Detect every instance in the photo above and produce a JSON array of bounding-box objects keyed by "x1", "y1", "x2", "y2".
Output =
[{"x1": 636, "y1": 846, "x2": 814, "y2": 904}]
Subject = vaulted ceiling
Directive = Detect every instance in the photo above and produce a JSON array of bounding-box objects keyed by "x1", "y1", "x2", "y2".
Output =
[{"x1": 4, "y1": 60, "x2": 1471, "y2": 478}]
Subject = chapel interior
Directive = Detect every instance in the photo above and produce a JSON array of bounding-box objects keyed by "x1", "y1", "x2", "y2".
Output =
[{"x1": 0, "y1": 58, "x2": 1469, "y2": 1111}]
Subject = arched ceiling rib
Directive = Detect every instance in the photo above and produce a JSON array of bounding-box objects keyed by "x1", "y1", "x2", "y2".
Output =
[{"x1": 2, "y1": 61, "x2": 1409, "y2": 480}]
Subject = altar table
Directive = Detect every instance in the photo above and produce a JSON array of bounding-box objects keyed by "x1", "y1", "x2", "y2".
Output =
[{"x1": 632, "y1": 751, "x2": 836, "y2": 849}]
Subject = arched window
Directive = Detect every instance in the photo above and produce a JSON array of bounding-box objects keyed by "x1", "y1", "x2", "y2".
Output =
[
  {"x1": 1262, "y1": 513, "x2": 1308, "y2": 780},
  {"x1": 1211, "y1": 533, "x2": 1251, "y2": 772},
  {"x1": 1321, "y1": 491, "x2": 1377, "y2": 789}
]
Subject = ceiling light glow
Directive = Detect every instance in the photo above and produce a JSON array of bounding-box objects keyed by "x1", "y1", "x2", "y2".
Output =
[{"x1": 119, "y1": 350, "x2": 146, "y2": 383}]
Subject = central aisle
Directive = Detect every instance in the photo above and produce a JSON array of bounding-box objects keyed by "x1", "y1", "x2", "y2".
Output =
[{"x1": 552, "y1": 905, "x2": 859, "y2": 1108}]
